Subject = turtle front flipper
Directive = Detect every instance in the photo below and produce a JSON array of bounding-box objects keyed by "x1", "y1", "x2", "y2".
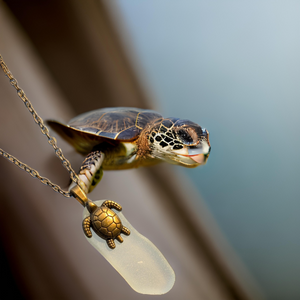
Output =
[
  {"x1": 102, "y1": 200, "x2": 122, "y2": 211},
  {"x1": 78, "y1": 151, "x2": 104, "y2": 193},
  {"x1": 121, "y1": 226, "x2": 130, "y2": 236},
  {"x1": 82, "y1": 216, "x2": 92, "y2": 238}
]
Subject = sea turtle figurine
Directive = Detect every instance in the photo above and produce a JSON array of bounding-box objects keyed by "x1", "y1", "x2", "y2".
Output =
[
  {"x1": 82, "y1": 199, "x2": 130, "y2": 249},
  {"x1": 48, "y1": 107, "x2": 210, "y2": 247},
  {"x1": 47, "y1": 107, "x2": 211, "y2": 194}
]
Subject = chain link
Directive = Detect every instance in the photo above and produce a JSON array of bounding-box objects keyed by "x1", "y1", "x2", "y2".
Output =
[
  {"x1": 0, "y1": 54, "x2": 81, "y2": 197},
  {"x1": 0, "y1": 149, "x2": 71, "y2": 197}
]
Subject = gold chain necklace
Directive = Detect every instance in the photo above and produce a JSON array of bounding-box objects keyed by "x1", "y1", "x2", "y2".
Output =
[
  {"x1": 0, "y1": 54, "x2": 81, "y2": 198},
  {"x1": 0, "y1": 54, "x2": 175, "y2": 294}
]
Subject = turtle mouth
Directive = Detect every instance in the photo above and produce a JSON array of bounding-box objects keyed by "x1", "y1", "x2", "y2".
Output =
[
  {"x1": 187, "y1": 153, "x2": 206, "y2": 164},
  {"x1": 177, "y1": 152, "x2": 210, "y2": 166},
  {"x1": 172, "y1": 141, "x2": 211, "y2": 166}
]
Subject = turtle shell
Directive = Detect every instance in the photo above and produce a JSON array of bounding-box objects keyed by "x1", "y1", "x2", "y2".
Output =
[
  {"x1": 47, "y1": 107, "x2": 163, "y2": 154},
  {"x1": 91, "y1": 206, "x2": 122, "y2": 239}
]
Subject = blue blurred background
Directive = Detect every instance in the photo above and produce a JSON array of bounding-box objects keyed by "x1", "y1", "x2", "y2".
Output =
[{"x1": 116, "y1": 1, "x2": 300, "y2": 299}]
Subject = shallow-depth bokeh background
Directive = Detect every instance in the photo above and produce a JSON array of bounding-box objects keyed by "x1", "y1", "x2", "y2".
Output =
[
  {"x1": 116, "y1": 1, "x2": 300, "y2": 299},
  {"x1": 2, "y1": 1, "x2": 258, "y2": 299}
]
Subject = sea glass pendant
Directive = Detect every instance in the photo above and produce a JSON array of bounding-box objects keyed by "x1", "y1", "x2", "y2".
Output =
[{"x1": 83, "y1": 200, "x2": 175, "y2": 295}]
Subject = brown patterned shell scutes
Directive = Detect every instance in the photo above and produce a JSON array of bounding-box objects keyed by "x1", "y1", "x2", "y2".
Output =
[{"x1": 68, "y1": 107, "x2": 163, "y2": 141}]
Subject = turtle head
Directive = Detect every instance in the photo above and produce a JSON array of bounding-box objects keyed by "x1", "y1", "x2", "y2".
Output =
[{"x1": 148, "y1": 118, "x2": 211, "y2": 168}]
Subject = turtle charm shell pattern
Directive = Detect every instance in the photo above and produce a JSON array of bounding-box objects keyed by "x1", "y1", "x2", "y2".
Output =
[{"x1": 83, "y1": 200, "x2": 130, "y2": 249}]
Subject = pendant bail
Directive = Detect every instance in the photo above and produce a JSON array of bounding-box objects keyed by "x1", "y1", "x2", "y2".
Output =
[{"x1": 70, "y1": 184, "x2": 89, "y2": 206}]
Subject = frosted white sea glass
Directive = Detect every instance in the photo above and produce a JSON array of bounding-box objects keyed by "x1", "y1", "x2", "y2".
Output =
[{"x1": 83, "y1": 200, "x2": 175, "y2": 295}]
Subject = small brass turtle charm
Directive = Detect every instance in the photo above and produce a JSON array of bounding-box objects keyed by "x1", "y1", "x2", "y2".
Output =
[{"x1": 83, "y1": 200, "x2": 130, "y2": 249}]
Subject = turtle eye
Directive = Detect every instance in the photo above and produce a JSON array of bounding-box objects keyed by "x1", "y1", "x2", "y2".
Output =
[{"x1": 177, "y1": 129, "x2": 194, "y2": 145}]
